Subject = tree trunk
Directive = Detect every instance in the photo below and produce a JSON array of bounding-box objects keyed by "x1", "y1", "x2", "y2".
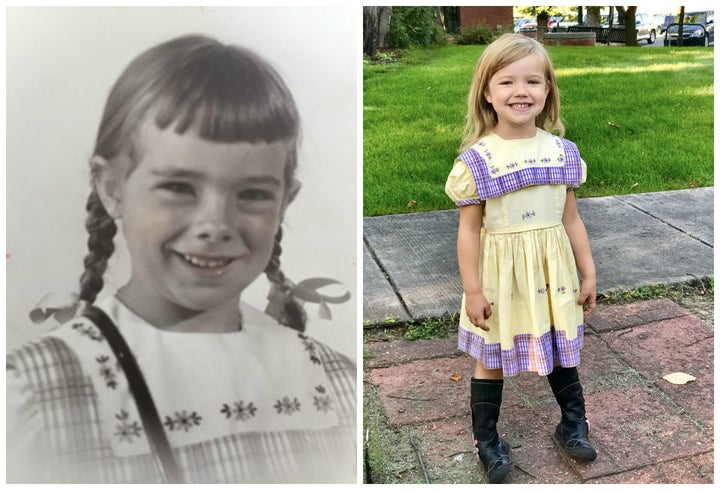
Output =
[
  {"x1": 363, "y1": 7, "x2": 379, "y2": 59},
  {"x1": 537, "y1": 12, "x2": 549, "y2": 40},
  {"x1": 377, "y1": 7, "x2": 391, "y2": 48},
  {"x1": 363, "y1": 6, "x2": 392, "y2": 59},
  {"x1": 677, "y1": 6, "x2": 685, "y2": 47},
  {"x1": 624, "y1": 6, "x2": 638, "y2": 46},
  {"x1": 586, "y1": 7, "x2": 601, "y2": 27}
]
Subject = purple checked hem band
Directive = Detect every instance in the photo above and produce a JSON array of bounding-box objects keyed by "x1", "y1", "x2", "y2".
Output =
[
  {"x1": 457, "y1": 137, "x2": 583, "y2": 202},
  {"x1": 458, "y1": 324, "x2": 585, "y2": 376}
]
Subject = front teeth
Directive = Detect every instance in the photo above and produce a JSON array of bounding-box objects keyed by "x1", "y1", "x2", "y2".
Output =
[{"x1": 182, "y1": 253, "x2": 229, "y2": 269}]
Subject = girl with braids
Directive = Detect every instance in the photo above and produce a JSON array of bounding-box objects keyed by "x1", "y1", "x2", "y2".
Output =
[{"x1": 7, "y1": 34, "x2": 355, "y2": 484}]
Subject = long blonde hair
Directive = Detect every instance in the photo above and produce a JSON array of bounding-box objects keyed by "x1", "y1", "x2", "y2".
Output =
[{"x1": 460, "y1": 33, "x2": 563, "y2": 151}]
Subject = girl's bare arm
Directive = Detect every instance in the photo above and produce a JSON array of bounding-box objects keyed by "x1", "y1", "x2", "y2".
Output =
[
  {"x1": 458, "y1": 203, "x2": 492, "y2": 330},
  {"x1": 562, "y1": 190, "x2": 597, "y2": 315}
]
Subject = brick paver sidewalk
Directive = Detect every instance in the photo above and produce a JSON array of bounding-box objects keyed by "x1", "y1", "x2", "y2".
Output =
[{"x1": 365, "y1": 298, "x2": 713, "y2": 484}]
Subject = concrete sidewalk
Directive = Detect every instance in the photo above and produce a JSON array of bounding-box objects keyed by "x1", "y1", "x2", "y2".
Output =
[
  {"x1": 363, "y1": 188, "x2": 714, "y2": 484},
  {"x1": 364, "y1": 187, "x2": 713, "y2": 325}
]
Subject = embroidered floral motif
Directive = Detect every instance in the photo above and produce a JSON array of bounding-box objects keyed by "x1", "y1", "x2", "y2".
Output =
[
  {"x1": 506, "y1": 162, "x2": 518, "y2": 170},
  {"x1": 524, "y1": 158, "x2": 536, "y2": 166},
  {"x1": 96, "y1": 355, "x2": 118, "y2": 389},
  {"x1": 557, "y1": 286, "x2": 567, "y2": 294},
  {"x1": 164, "y1": 410, "x2": 202, "y2": 432},
  {"x1": 274, "y1": 396, "x2": 301, "y2": 415},
  {"x1": 489, "y1": 165, "x2": 500, "y2": 176},
  {"x1": 537, "y1": 287, "x2": 547, "y2": 294},
  {"x1": 541, "y1": 157, "x2": 551, "y2": 164},
  {"x1": 298, "y1": 333, "x2": 321, "y2": 365},
  {"x1": 114, "y1": 410, "x2": 142, "y2": 443},
  {"x1": 220, "y1": 401, "x2": 258, "y2": 421},
  {"x1": 522, "y1": 210, "x2": 536, "y2": 220},
  {"x1": 554, "y1": 138, "x2": 562, "y2": 148},
  {"x1": 313, "y1": 385, "x2": 333, "y2": 413},
  {"x1": 557, "y1": 154, "x2": 565, "y2": 163},
  {"x1": 72, "y1": 321, "x2": 103, "y2": 342}
]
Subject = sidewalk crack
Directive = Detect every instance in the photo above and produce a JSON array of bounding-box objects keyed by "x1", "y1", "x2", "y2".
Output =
[
  {"x1": 364, "y1": 234, "x2": 413, "y2": 322},
  {"x1": 616, "y1": 196, "x2": 713, "y2": 248}
]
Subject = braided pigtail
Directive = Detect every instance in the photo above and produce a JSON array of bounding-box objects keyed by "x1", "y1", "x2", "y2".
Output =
[
  {"x1": 265, "y1": 227, "x2": 307, "y2": 332},
  {"x1": 78, "y1": 188, "x2": 118, "y2": 306}
]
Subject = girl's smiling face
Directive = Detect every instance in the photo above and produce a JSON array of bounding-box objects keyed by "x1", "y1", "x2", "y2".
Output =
[
  {"x1": 99, "y1": 121, "x2": 292, "y2": 328},
  {"x1": 485, "y1": 53, "x2": 550, "y2": 139}
]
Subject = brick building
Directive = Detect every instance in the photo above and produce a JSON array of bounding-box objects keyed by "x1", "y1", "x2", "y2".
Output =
[{"x1": 459, "y1": 6, "x2": 513, "y2": 32}]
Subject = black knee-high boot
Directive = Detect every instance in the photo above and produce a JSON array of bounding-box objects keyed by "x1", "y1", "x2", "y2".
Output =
[
  {"x1": 471, "y1": 378, "x2": 513, "y2": 483},
  {"x1": 546, "y1": 366, "x2": 597, "y2": 461}
]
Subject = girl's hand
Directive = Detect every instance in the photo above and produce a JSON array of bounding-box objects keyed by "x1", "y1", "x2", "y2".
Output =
[
  {"x1": 465, "y1": 292, "x2": 492, "y2": 331},
  {"x1": 577, "y1": 277, "x2": 597, "y2": 316}
]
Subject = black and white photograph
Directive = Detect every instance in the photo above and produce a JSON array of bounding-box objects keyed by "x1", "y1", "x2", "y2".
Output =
[{"x1": 6, "y1": 6, "x2": 358, "y2": 483}]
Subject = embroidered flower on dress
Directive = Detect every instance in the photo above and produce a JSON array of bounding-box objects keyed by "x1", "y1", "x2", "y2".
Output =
[
  {"x1": 221, "y1": 401, "x2": 258, "y2": 421},
  {"x1": 537, "y1": 287, "x2": 547, "y2": 294},
  {"x1": 72, "y1": 321, "x2": 103, "y2": 342},
  {"x1": 164, "y1": 410, "x2": 202, "y2": 432},
  {"x1": 114, "y1": 410, "x2": 142, "y2": 443},
  {"x1": 313, "y1": 385, "x2": 333, "y2": 413},
  {"x1": 557, "y1": 286, "x2": 567, "y2": 294},
  {"x1": 274, "y1": 396, "x2": 301, "y2": 415},
  {"x1": 96, "y1": 355, "x2": 118, "y2": 389},
  {"x1": 525, "y1": 158, "x2": 536, "y2": 165},
  {"x1": 298, "y1": 333, "x2": 321, "y2": 365},
  {"x1": 506, "y1": 162, "x2": 518, "y2": 170},
  {"x1": 522, "y1": 211, "x2": 536, "y2": 220},
  {"x1": 541, "y1": 157, "x2": 551, "y2": 164},
  {"x1": 489, "y1": 165, "x2": 500, "y2": 176},
  {"x1": 557, "y1": 155, "x2": 565, "y2": 163}
]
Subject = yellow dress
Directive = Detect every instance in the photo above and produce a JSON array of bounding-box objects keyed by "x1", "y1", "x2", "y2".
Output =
[{"x1": 445, "y1": 129, "x2": 587, "y2": 376}]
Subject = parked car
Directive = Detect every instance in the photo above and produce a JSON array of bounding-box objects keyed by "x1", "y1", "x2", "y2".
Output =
[
  {"x1": 664, "y1": 11, "x2": 714, "y2": 46},
  {"x1": 656, "y1": 14, "x2": 674, "y2": 33},
  {"x1": 514, "y1": 17, "x2": 532, "y2": 33},
  {"x1": 604, "y1": 13, "x2": 658, "y2": 44},
  {"x1": 518, "y1": 22, "x2": 537, "y2": 37}
]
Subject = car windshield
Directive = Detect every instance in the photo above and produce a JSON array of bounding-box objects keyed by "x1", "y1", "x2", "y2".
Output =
[{"x1": 673, "y1": 12, "x2": 707, "y2": 24}]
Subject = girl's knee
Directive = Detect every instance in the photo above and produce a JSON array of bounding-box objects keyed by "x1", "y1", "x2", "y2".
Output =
[{"x1": 473, "y1": 360, "x2": 504, "y2": 380}]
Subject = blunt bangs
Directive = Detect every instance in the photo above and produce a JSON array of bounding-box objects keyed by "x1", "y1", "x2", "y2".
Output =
[{"x1": 153, "y1": 44, "x2": 299, "y2": 143}]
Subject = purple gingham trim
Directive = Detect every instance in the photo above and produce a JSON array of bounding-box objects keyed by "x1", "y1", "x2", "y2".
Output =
[
  {"x1": 458, "y1": 324, "x2": 585, "y2": 376},
  {"x1": 458, "y1": 137, "x2": 583, "y2": 200}
]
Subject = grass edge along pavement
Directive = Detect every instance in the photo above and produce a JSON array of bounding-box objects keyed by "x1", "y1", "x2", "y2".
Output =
[
  {"x1": 363, "y1": 44, "x2": 714, "y2": 216},
  {"x1": 363, "y1": 278, "x2": 714, "y2": 484}
]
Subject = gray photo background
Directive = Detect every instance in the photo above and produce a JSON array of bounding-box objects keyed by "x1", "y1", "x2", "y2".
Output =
[{"x1": 6, "y1": 6, "x2": 358, "y2": 360}]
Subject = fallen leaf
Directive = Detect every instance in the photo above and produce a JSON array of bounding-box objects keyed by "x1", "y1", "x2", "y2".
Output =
[
  {"x1": 406, "y1": 200, "x2": 417, "y2": 208},
  {"x1": 630, "y1": 182, "x2": 639, "y2": 189},
  {"x1": 662, "y1": 372, "x2": 697, "y2": 385},
  {"x1": 689, "y1": 181, "x2": 696, "y2": 188},
  {"x1": 449, "y1": 373, "x2": 461, "y2": 382}
]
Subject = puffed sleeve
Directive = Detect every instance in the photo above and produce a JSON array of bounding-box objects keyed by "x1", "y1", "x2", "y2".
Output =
[
  {"x1": 445, "y1": 160, "x2": 481, "y2": 205},
  {"x1": 567, "y1": 159, "x2": 587, "y2": 190},
  {"x1": 6, "y1": 353, "x2": 53, "y2": 482}
]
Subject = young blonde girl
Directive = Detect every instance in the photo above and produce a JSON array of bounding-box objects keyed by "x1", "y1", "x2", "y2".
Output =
[
  {"x1": 445, "y1": 34, "x2": 597, "y2": 483},
  {"x1": 7, "y1": 34, "x2": 355, "y2": 484}
]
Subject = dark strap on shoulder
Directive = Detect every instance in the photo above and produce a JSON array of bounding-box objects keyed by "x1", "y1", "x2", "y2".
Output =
[{"x1": 83, "y1": 306, "x2": 185, "y2": 483}]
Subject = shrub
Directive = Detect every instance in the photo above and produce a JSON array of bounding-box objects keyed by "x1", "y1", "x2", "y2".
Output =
[
  {"x1": 389, "y1": 7, "x2": 445, "y2": 48},
  {"x1": 456, "y1": 24, "x2": 494, "y2": 45}
]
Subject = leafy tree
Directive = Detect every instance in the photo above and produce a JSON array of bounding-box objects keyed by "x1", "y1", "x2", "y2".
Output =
[{"x1": 388, "y1": 7, "x2": 445, "y2": 49}]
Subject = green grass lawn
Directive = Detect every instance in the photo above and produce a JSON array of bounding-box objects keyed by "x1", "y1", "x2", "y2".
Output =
[{"x1": 363, "y1": 44, "x2": 714, "y2": 216}]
